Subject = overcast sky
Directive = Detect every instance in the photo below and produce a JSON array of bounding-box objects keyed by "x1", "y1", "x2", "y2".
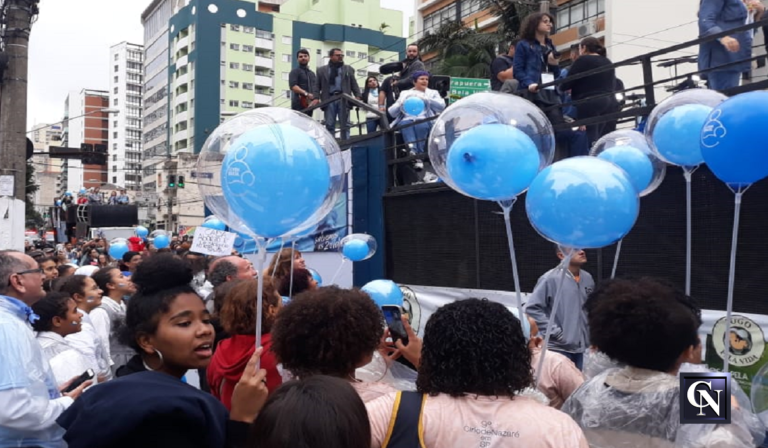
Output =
[{"x1": 27, "y1": 0, "x2": 413, "y2": 130}]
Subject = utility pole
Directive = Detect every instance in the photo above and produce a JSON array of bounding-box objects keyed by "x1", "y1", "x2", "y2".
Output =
[{"x1": 0, "y1": 0, "x2": 38, "y2": 250}]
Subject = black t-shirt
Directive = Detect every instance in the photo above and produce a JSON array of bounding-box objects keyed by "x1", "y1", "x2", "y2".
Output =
[
  {"x1": 490, "y1": 55, "x2": 514, "y2": 91},
  {"x1": 559, "y1": 55, "x2": 616, "y2": 101},
  {"x1": 380, "y1": 76, "x2": 397, "y2": 121}
]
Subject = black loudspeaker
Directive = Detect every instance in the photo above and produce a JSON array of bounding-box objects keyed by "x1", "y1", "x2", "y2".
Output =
[{"x1": 88, "y1": 205, "x2": 139, "y2": 227}]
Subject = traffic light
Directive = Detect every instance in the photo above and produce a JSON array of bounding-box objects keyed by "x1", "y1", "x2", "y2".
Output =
[
  {"x1": 177, "y1": 175, "x2": 185, "y2": 188},
  {"x1": 168, "y1": 175, "x2": 176, "y2": 188}
]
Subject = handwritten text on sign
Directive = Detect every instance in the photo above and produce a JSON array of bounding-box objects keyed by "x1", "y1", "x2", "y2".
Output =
[{"x1": 190, "y1": 227, "x2": 236, "y2": 256}]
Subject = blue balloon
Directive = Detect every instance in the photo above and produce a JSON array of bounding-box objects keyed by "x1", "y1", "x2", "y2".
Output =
[
  {"x1": 652, "y1": 104, "x2": 711, "y2": 166},
  {"x1": 202, "y1": 218, "x2": 226, "y2": 231},
  {"x1": 446, "y1": 124, "x2": 540, "y2": 201},
  {"x1": 597, "y1": 146, "x2": 654, "y2": 193},
  {"x1": 526, "y1": 157, "x2": 639, "y2": 249},
  {"x1": 108, "y1": 242, "x2": 129, "y2": 260},
  {"x1": 79, "y1": 189, "x2": 87, "y2": 195},
  {"x1": 701, "y1": 92, "x2": 768, "y2": 188},
  {"x1": 65, "y1": 191, "x2": 73, "y2": 197},
  {"x1": 220, "y1": 123, "x2": 331, "y2": 238},
  {"x1": 282, "y1": 296, "x2": 291, "y2": 305},
  {"x1": 308, "y1": 268, "x2": 322, "y2": 286},
  {"x1": 362, "y1": 280, "x2": 403, "y2": 308},
  {"x1": 154, "y1": 234, "x2": 170, "y2": 249},
  {"x1": 135, "y1": 226, "x2": 149, "y2": 238},
  {"x1": 403, "y1": 96, "x2": 425, "y2": 116},
  {"x1": 55, "y1": 200, "x2": 62, "y2": 206},
  {"x1": 342, "y1": 239, "x2": 369, "y2": 261}
]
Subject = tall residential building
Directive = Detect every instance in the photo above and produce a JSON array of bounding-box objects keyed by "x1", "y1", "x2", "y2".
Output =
[
  {"x1": 59, "y1": 90, "x2": 110, "y2": 194},
  {"x1": 141, "y1": 0, "x2": 173, "y2": 225},
  {"x1": 30, "y1": 123, "x2": 63, "y2": 213},
  {"x1": 146, "y1": 0, "x2": 405, "y2": 231},
  {"x1": 108, "y1": 42, "x2": 145, "y2": 191}
]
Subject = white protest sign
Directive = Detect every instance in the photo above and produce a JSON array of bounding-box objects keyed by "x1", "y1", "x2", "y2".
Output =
[{"x1": 190, "y1": 227, "x2": 236, "y2": 256}]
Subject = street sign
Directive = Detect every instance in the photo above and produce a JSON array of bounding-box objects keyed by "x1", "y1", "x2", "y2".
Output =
[{"x1": 449, "y1": 77, "x2": 491, "y2": 104}]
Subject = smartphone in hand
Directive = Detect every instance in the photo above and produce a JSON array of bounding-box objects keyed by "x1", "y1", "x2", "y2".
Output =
[
  {"x1": 63, "y1": 369, "x2": 94, "y2": 393},
  {"x1": 382, "y1": 305, "x2": 409, "y2": 345}
]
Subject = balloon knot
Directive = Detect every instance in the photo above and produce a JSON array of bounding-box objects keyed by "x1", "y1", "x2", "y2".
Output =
[{"x1": 463, "y1": 152, "x2": 474, "y2": 162}]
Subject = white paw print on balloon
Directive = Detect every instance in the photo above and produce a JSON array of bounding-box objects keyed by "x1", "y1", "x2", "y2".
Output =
[{"x1": 224, "y1": 144, "x2": 256, "y2": 196}]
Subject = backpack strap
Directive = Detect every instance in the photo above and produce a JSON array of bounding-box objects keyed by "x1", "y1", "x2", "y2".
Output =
[{"x1": 382, "y1": 391, "x2": 427, "y2": 448}]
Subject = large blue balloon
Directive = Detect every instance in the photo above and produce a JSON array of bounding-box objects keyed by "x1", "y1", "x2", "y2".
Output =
[
  {"x1": 526, "y1": 157, "x2": 639, "y2": 249},
  {"x1": 202, "y1": 217, "x2": 226, "y2": 231},
  {"x1": 362, "y1": 279, "x2": 403, "y2": 308},
  {"x1": 108, "y1": 243, "x2": 129, "y2": 260},
  {"x1": 342, "y1": 239, "x2": 369, "y2": 261},
  {"x1": 403, "y1": 96, "x2": 425, "y2": 116},
  {"x1": 597, "y1": 146, "x2": 654, "y2": 193},
  {"x1": 651, "y1": 104, "x2": 711, "y2": 167},
  {"x1": 701, "y1": 92, "x2": 768, "y2": 188},
  {"x1": 220, "y1": 123, "x2": 331, "y2": 238},
  {"x1": 154, "y1": 234, "x2": 170, "y2": 249},
  {"x1": 308, "y1": 268, "x2": 322, "y2": 286},
  {"x1": 446, "y1": 124, "x2": 540, "y2": 201},
  {"x1": 135, "y1": 226, "x2": 149, "y2": 238}
]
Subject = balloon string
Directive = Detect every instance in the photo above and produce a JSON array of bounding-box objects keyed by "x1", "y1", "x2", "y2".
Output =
[
  {"x1": 271, "y1": 239, "x2": 286, "y2": 277},
  {"x1": 683, "y1": 168, "x2": 696, "y2": 296},
  {"x1": 254, "y1": 239, "x2": 268, "y2": 369},
  {"x1": 723, "y1": 188, "x2": 747, "y2": 373},
  {"x1": 330, "y1": 257, "x2": 346, "y2": 285},
  {"x1": 289, "y1": 240, "x2": 296, "y2": 298},
  {"x1": 611, "y1": 239, "x2": 623, "y2": 279},
  {"x1": 535, "y1": 251, "x2": 574, "y2": 388},
  {"x1": 498, "y1": 200, "x2": 525, "y2": 332}
]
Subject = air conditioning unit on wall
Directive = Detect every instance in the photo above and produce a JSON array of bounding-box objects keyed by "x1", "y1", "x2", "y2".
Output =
[{"x1": 578, "y1": 21, "x2": 597, "y2": 38}]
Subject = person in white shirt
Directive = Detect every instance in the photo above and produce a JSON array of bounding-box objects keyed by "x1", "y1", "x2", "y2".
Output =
[
  {"x1": 388, "y1": 70, "x2": 445, "y2": 164},
  {"x1": 59, "y1": 275, "x2": 112, "y2": 382},
  {"x1": 91, "y1": 267, "x2": 136, "y2": 375},
  {"x1": 32, "y1": 292, "x2": 91, "y2": 387},
  {"x1": 0, "y1": 250, "x2": 90, "y2": 447}
]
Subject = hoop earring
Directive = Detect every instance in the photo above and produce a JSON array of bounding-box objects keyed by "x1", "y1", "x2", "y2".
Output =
[{"x1": 142, "y1": 349, "x2": 164, "y2": 371}]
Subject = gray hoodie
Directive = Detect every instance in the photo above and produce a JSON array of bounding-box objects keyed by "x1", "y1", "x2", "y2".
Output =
[{"x1": 525, "y1": 266, "x2": 594, "y2": 353}]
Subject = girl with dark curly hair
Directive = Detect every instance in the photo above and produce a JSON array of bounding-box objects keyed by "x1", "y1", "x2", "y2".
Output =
[
  {"x1": 366, "y1": 298, "x2": 588, "y2": 447},
  {"x1": 271, "y1": 286, "x2": 398, "y2": 403},
  {"x1": 56, "y1": 254, "x2": 270, "y2": 448}
]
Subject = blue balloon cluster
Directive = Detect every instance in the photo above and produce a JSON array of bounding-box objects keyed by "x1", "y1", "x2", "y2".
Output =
[
  {"x1": 362, "y1": 280, "x2": 403, "y2": 308},
  {"x1": 342, "y1": 239, "x2": 369, "y2": 261},
  {"x1": 220, "y1": 123, "x2": 331, "y2": 238},
  {"x1": 526, "y1": 157, "x2": 639, "y2": 249},
  {"x1": 446, "y1": 124, "x2": 540, "y2": 201},
  {"x1": 597, "y1": 146, "x2": 653, "y2": 193},
  {"x1": 403, "y1": 96, "x2": 425, "y2": 116},
  {"x1": 652, "y1": 104, "x2": 711, "y2": 167},
  {"x1": 701, "y1": 91, "x2": 768, "y2": 188}
]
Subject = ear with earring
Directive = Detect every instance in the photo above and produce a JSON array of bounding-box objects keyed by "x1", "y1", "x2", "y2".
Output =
[{"x1": 142, "y1": 349, "x2": 164, "y2": 371}]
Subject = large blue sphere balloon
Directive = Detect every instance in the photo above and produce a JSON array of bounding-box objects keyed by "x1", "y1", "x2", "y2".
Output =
[
  {"x1": 362, "y1": 279, "x2": 403, "y2": 308},
  {"x1": 342, "y1": 239, "x2": 369, "y2": 261},
  {"x1": 446, "y1": 124, "x2": 540, "y2": 201},
  {"x1": 220, "y1": 123, "x2": 331, "y2": 238},
  {"x1": 597, "y1": 146, "x2": 654, "y2": 193},
  {"x1": 154, "y1": 234, "x2": 170, "y2": 249},
  {"x1": 135, "y1": 226, "x2": 149, "y2": 238},
  {"x1": 309, "y1": 268, "x2": 322, "y2": 286},
  {"x1": 403, "y1": 96, "x2": 425, "y2": 116},
  {"x1": 701, "y1": 91, "x2": 768, "y2": 189},
  {"x1": 526, "y1": 157, "x2": 639, "y2": 249},
  {"x1": 651, "y1": 104, "x2": 711, "y2": 167},
  {"x1": 108, "y1": 243, "x2": 129, "y2": 260},
  {"x1": 202, "y1": 218, "x2": 226, "y2": 231}
]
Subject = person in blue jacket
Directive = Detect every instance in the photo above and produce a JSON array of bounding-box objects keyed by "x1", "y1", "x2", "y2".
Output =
[{"x1": 698, "y1": 0, "x2": 756, "y2": 90}]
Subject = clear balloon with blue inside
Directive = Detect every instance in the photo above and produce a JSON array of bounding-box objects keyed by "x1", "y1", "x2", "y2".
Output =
[
  {"x1": 362, "y1": 279, "x2": 403, "y2": 308},
  {"x1": 108, "y1": 239, "x2": 129, "y2": 259},
  {"x1": 197, "y1": 108, "x2": 345, "y2": 240},
  {"x1": 149, "y1": 230, "x2": 170, "y2": 249},
  {"x1": 428, "y1": 92, "x2": 555, "y2": 201},
  {"x1": 201, "y1": 216, "x2": 227, "y2": 231},
  {"x1": 591, "y1": 130, "x2": 665, "y2": 197},
  {"x1": 308, "y1": 268, "x2": 322, "y2": 286},
  {"x1": 135, "y1": 226, "x2": 149, "y2": 238},
  {"x1": 340, "y1": 233, "x2": 377, "y2": 262},
  {"x1": 403, "y1": 96, "x2": 425, "y2": 116},
  {"x1": 525, "y1": 157, "x2": 640, "y2": 249},
  {"x1": 645, "y1": 89, "x2": 727, "y2": 167}
]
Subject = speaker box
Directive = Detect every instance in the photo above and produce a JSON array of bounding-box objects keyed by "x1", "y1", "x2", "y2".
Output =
[{"x1": 88, "y1": 205, "x2": 139, "y2": 227}]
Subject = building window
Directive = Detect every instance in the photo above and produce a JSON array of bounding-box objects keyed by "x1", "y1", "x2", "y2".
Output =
[
  {"x1": 221, "y1": 60, "x2": 226, "y2": 66},
  {"x1": 242, "y1": 64, "x2": 254, "y2": 71},
  {"x1": 423, "y1": 4, "x2": 457, "y2": 35},
  {"x1": 220, "y1": 99, "x2": 225, "y2": 105},
  {"x1": 113, "y1": 143, "x2": 117, "y2": 150},
  {"x1": 316, "y1": 48, "x2": 321, "y2": 54},
  {"x1": 229, "y1": 100, "x2": 239, "y2": 107},
  {"x1": 113, "y1": 166, "x2": 117, "y2": 172},
  {"x1": 555, "y1": 0, "x2": 605, "y2": 32},
  {"x1": 346, "y1": 50, "x2": 355, "y2": 57},
  {"x1": 114, "y1": 65, "x2": 119, "y2": 72},
  {"x1": 229, "y1": 62, "x2": 240, "y2": 69},
  {"x1": 460, "y1": 0, "x2": 482, "y2": 19},
  {"x1": 113, "y1": 87, "x2": 118, "y2": 94},
  {"x1": 230, "y1": 25, "x2": 240, "y2": 32},
  {"x1": 114, "y1": 54, "x2": 119, "y2": 61},
  {"x1": 113, "y1": 99, "x2": 118, "y2": 106},
  {"x1": 255, "y1": 29, "x2": 271, "y2": 39},
  {"x1": 114, "y1": 76, "x2": 118, "y2": 83},
  {"x1": 356, "y1": 69, "x2": 367, "y2": 77},
  {"x1": 281, "y1": 54, "x2": 291, "y2": 63},
  {"x1": 113, "y1": 176, "x2": 117, "y2": 184},
  {"x1": 281, "y1": 72, "x2": 289, "y2": 81},
  {"x1": 244, "y1": 26, "x2": 254, "y2": 33},
  {"x1": 357, "y1": 52, "x2": 367, "y2": 59},
  {"x1": 242, "y1": 45, "x2": 254, "y2": 52},
  {"x1": 230, "y1": 43, "x2": 240, "y2": 51},
  {"x1": 243, "y1": 83, "x2": 254, "y2": 90},
  {"x1": 242, "y1": 101, "x2": 253, "y2": 108},
  {"x1": 229, "y1": 81, "x2": 240, "y2": 88},
  {"x1": 282, "y1": 36, "x2": 292, "y2": 45},
  {"x1": 113, "y1": 154, "x2": 118, "y2": 162}
]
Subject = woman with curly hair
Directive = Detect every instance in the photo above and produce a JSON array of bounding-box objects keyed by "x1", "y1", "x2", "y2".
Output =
[
  {"x1": 266, "y1": 248, "x2": 306, "y2": 282},
  {"x1": 366, "y1": 298, "x2": 588, "y2": 447},
  {"x1": 562, "y1": 278, "x2": 764, "y2": 447},
  {"x1": 56, "y1": 254, "x2": 270, "y2": 448},
  {"x1": 207, "y1": 278, "x2": 282, "y2": 410},
  {"x1": 271, "y1": 286, "x2": 397, "y2": 402}
]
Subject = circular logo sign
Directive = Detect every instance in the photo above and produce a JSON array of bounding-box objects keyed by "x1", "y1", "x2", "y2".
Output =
[{"x1": 711, "y1": 315, "x2": 765, "y2": 367}]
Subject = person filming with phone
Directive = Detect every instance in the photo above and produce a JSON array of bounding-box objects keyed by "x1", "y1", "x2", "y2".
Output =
[{"x1": 0, "y1": 250, "x2": 91, "y2": 447}]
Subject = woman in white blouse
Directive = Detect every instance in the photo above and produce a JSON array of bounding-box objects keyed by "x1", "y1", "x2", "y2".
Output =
[{"x1": 388, "y1": 71, "x2": 445, "y2": 157}]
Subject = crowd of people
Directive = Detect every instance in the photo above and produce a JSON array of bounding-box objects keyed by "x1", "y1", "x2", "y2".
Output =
[
  {"x1": 56, "y1": 187, "x2": 131, "y2": 212},
  {"x1": 1, "y1": 232, "x2": 765, "y2": 447}
]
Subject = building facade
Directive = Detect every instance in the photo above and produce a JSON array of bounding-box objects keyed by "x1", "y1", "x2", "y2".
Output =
[
  {"x1": 108, "y1": 42, "x2": 145, "y2": 192},
  {"x1": 30, "y1": 123, "x2": 63, "y2": 214},
  {"x1": 59, "y1": 90, "x2": 110, "y2": 194},
  {"x1": 141, "y1": 0, "x2": 405, "y2": 231}
]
